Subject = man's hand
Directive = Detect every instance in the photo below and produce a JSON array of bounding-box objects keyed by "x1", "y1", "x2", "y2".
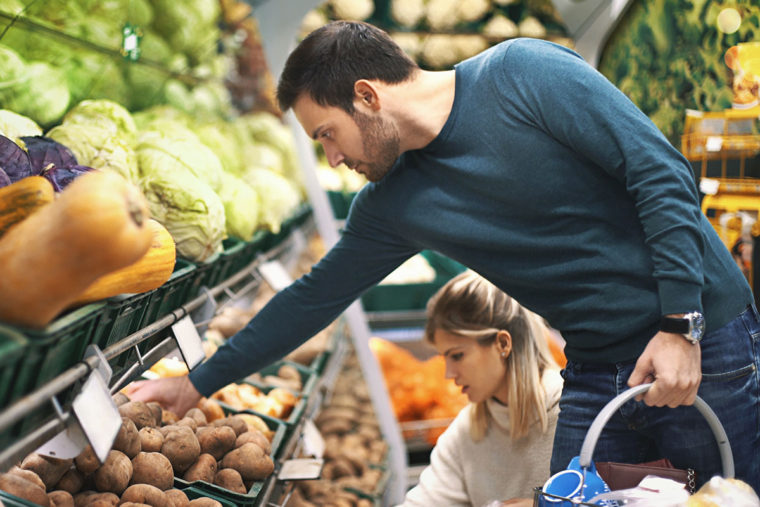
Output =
[
  {"x1": 124, "y1": 375, "x2": 202, "y2": 417},
  {"x1": 627, "y1": 331, "x2": 701, "y2": 407}
]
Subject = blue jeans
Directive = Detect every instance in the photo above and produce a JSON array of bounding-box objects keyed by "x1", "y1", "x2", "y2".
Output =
[{"x1": 550, "y1": 304, "x2": 760, "y2": 493}]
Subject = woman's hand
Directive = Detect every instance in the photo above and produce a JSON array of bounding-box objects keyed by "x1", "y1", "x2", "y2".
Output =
[{"x1": 124, "y1": 375, "x2": 202, "y2": 417}]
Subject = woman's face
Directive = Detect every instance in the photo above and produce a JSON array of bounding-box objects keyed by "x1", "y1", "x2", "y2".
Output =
[{"x1": 433, "y1": 329, "x2": 510, "y2": 405}]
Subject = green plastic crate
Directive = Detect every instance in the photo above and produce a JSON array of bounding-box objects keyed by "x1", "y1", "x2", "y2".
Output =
[
  {"x1": 174, "y1": 410, "x2": 287, "y2": 507},
  {"x1": 187, "y1": 253, "x2": 221, "y2": 300},
  {"x1": 213, "y1": 237, "x2": 248, "y2": 287},
  {"x1": 94, "y1": 290, "x2": 156, "y2": 351},
  {"x1": 0, "y1": 490, "x2": 38, "y2": 507},
  {"x1": 0, "y1": 325, "x2": 27, "y2": 409},
  {"x1": 180, "y1": 486, "x2": 240, "y2": 507},
  {"x1": 327, "y1": 190, "x2": 355, "y2": 219},
  {"x1": 142, "y1": 258, "x2": 197, "y2": 325}
]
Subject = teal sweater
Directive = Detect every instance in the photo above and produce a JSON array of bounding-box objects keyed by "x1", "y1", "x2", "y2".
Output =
[{"x1": 190, "y1": 39, "x2": 752, "y2": 395}]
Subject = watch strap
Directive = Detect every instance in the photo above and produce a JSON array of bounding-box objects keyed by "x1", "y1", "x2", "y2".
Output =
[{"x1": 660, "y1": 316, "x2": 690, "y2": 334}]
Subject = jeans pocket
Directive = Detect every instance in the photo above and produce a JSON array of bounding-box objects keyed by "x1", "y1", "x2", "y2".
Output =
[{"x1": 701, "y1": 363, "x2": 756, "y2": 383}]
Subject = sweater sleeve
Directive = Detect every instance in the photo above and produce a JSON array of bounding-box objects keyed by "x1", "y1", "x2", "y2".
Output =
[
  {"x1": 189, "y1": 195, "x2": 417, "y2": 396},
  {"x1": 497, "y1": 40, "x2": 705, "y2": 315},
  {"x1": 398, "y1": 415, "x2": 471, "y2": 507}
]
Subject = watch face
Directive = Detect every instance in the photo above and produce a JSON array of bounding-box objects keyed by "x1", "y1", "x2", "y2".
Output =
[{"x1": 688, "y1": 312, "x2": 706, "y2": 342}]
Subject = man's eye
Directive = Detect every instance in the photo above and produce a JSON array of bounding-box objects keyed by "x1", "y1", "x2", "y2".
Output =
[
  {"x1": 322, "y1": 131, "x2": 331, "y2": 139},
  {"x1": 451, "y1": 353, "x2": 463, "y2": 361}
]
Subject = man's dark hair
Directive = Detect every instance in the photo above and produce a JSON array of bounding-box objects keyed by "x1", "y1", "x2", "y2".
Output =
[{"x1": 277, "y1": 21, "x2": 418, "y2": 114}]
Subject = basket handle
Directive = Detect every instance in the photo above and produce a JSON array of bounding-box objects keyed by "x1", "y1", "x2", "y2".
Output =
[{"x1": 578, "y1": 383, "x2": 734, "y2": 478}]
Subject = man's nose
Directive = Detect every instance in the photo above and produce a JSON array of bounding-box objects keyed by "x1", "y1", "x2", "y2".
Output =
[{"x1": 324, "y1": 145, "x2": 345, "y2": 168}]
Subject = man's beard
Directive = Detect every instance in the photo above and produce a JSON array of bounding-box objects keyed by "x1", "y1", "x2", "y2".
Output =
[{"x1": 347, "y1": 110, "x2": 401, "y2": 182}]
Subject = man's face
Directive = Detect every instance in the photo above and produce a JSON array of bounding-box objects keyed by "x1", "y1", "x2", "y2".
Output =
[{"x1": 293, "y1": 94, "x2": 400, "y2": 182}]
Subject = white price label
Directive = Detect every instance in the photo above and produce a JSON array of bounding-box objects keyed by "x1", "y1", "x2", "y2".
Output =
[
  {"x1": 172, "y1": 315, "x2": 205, "y2": 370},
  {"x1": 302, "y1": 418, "x2": 325, "y2": 459},
  {"x1": 258, "y1": 260, "x2": 294, "y2": 292},
  {"x1": 72, "y1": 372, "x2": 121, "y2": 463},
  {"x1": 277, "y1": 458, "x2": 324, "y2": 481}
]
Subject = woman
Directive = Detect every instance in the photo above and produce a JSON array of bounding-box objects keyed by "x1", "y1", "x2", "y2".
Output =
[{"x1": 400, "y1": 271, "x2": 563, "y2": 507}]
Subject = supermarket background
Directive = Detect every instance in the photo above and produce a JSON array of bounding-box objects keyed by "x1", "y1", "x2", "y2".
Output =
[{"x1": 1, "y1": 0, "x2": 760, "y2": 506}]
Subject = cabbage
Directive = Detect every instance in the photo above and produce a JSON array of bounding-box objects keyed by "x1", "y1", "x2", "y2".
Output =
[
  {"x1": 234, "y1": 113, "x2": 302, "y2": 189},
  {"x1": 132, "y1": 105, "x2": 194, "y2": 130},
  {"x1": 140, "y1": 166, "x2": 225, "y2": 262},
  {"x1": 0, "y1": 110, "x2": 42, "y2": 147},
  {"x1": 137, "y1": 128, "x2": 224, "y2": 191},
  {"x1": 218, "y1": 171, "x2": 260, "y2": 241},
  {"x1": 63, "y1": 100, "x2": 138, "y2": 145},
  {"x1": 193, "y1": 121, "x2": 244, "y2": 175},
  {"x1": 241, "y1": 167, "x2": 301, "y2": 234},
  {"x1": 47, "y1": 123, "x2": 138, "y2": 182},
  {"x1": 149, "y1": 0, "x2": 221, "y2": 65},
  {"x1": 60, "y1": 54, "x2": 129, "y2": 105}
]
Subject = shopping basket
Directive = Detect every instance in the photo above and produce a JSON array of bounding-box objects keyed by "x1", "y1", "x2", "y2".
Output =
[{"x1": 533, "y1": 383, "x2": 734, "y2": 506}]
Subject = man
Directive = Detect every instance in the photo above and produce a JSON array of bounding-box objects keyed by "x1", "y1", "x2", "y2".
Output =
[{"x1": 130, "y1": 21, "x2": 759, "y2": 491}]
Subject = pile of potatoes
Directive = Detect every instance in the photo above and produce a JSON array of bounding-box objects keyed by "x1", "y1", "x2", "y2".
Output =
[
  {"x1": 287, "y1": 354, "x2": 389, "y2": 507},
  {"x1": 0, "y1": 394, "x2": 276, "y2": 507}
]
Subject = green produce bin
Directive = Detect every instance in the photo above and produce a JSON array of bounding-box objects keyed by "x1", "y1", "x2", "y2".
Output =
[
  {"x1": 0, "y1": 325, "x2": 27, "y2": 409},
  {"x1": 0, "y1": 490, "x2": 38, "y2": 507},
  {"x1": 94, "y1": 290, "x2": 156, "y2": 351},
  {"x1": 213, "y1": 237, "x2": 248, "y2": 287},
  {"x1": 186, "y1": 253, "x2": 221, "y2": 300}
]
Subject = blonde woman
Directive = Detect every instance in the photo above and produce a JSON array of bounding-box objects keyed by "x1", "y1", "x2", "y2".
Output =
[{"x1": 399, "y1": 271, "x2": 563, "y2": 507}]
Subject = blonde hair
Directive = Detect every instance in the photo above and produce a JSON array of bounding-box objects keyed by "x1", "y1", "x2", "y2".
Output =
[{"x1": 425, "y1": 270, "x2": 558, "y2": 441}]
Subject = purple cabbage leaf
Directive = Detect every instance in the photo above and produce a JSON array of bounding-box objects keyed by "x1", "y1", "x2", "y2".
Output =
[{"x1": 0, "y1": 135, "x2": 34, "y2": 183}]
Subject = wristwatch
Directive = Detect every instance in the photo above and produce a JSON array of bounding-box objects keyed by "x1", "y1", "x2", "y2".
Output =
[{"x1": 660, "y1": 312, "x2": 705, "y2": 344}]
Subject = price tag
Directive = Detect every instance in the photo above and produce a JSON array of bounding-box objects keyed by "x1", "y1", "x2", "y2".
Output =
[
  {"x1": 301, "y1": 419, "x2": 325, "y2": 459},
  {"x1": 72, "y1": 372, "x2": 121, "y2": 463},
  {"x1": 278, "y1": 458, "x2": 324, "y2": 481},
  {"x1": 699, "y1": 177, "x2": 720, "y2": 196},
  {"x1": 258, "y1": 260, "x2": 293, "y2": 292},
  {"x1": 705, "y1": 136, "x2": 723, "y2": 152},
  {"x1": 172, "y1": 315, "x2": 205, "y2": 370}
]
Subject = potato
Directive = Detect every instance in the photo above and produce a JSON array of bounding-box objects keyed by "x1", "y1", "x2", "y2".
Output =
[
  {"x1": 234, "y1": 430, "x2": 271, "y2": 455},
  {"x1": 161, "y1": 410, "x2": 180, "y2": 426},
  {"x1": 196, "y1": 426, "x2": 236, "y2": 461},
  {"x1": 175, "y1": 417, "x2": 198, "y2": 432},
  {"x1": 183, "y1": 408, "x2": 207, "y2": 427},
  {"x1": 220, "y1": 443, "x2": 274, "y2": 481},
  {"x1": 111, "y1": 393, "x2": 129, "y2": 407},
  {"x1": 209, "y1": 416, "x2": 247, "y2": 437},
  {"x1": 73, "y1": 491, "x2": 119, "y2": 507},
  {"x1": 54, "y1": 468, "x2": 84, "y2": 494},
  {"x1": 118, "y1": 402, "x2": 155, "y2": 430},
  {"x1": 21, "y1": 454, "x2": 73, "y2": 490},
  {"x1": 195, "y1": 399, "x2": 224, "y2": 423},
  {"x1": 75, "y1": 447, "x2": 100, "y2": 476},
  {"x1": 92, "y1": 450, "x2": 132, "y2": 495},
  {"x1": 7, "y1": 465, "x2": 46, "y2": 490},
  {"x1": 0, "y1": 473, "x2": 51, "y2": 506},
  {"x1": 164, "y1": 489, "x2": 189, "y2": 507},
  {"x1": 130, "y1": 452, "x2": 173, "y2": 491},
  {"x1": 120, "y1": 484, "x2": 171, "y2": 507},
  {"x1": 137, "y1": 427, "x2": 163, "y2": 453},
  {"x1": 146, "y1": 402, "x2": 163, "y2": 427},
  {"x1": 213, "y1": 469, "x2": 246, "y2": 494},
  {"x1": 233, "y1": 414, "x2": 272, "y2": 439},
  {"x1": 112, "y1": 418, "x2": 141, "y2": 459},
  {"x1": 187, "y1": 499, "x2": 221, "y2": 507},
  {"x1": 182, "y1": 454, "x2": 217, "y2": 483},
  {"x1": 48, "y1": 490, "x2": 74, "y2": 507},
  {"x1": 161, "y1": 426, "x2": 200, "y2": 474}
]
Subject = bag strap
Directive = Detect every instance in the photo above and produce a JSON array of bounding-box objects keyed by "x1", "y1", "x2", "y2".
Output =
[{"x1": 578, "y1": 383, "x2": 734, "y2": 478}]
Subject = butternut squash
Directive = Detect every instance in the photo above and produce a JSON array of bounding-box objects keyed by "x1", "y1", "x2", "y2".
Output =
[
  {"x1": 72, "y1": 218, "x2": 176, "y2": 304},
  {"x1": 0, "y1": 171, "x2": 153, "y2": 328},
  {"x1": 0, "y1": 176, "x2": 55, "y2": 238}
]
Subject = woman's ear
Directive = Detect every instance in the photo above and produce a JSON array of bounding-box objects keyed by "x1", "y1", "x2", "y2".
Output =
[
  {"x1": 354, "y1": 80, "x2": 381, "y2": 111},
  {"x1": 496, "y1": 330, "x2": 512, "y2": 359}
]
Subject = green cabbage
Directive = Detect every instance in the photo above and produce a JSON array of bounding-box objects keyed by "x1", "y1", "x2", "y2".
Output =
[
  {"x1": 241, "y1": 167, "x2": 301, "y2": 234},
  {"x1": 193, "y1": 121, "x2": 244, "y2": 175},
  {"x1": 62, "y1": 99, "x2": 138, "y2": 145},
  {"x1": 140, "y1": 166, "x2": 225, "y2": 262},
  {"x1": 137, "y1": 127, "x2": 224, "y2": 191},
  {"x1": 47, "y1": 123, "x2": 138, "y2": 181},
  {"x1": 0, "y1": 109, "x2": 42, "y2": 147},
  {"x1": 218, "y1": 171, "x2": 260, "y2": 241}
]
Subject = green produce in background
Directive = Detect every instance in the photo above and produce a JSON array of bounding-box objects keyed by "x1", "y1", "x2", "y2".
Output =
[
  {"x1": 139, "y1": 165, "x2": 225, "y2": 262},
  {"x1": 598, "y1": 0, "x2": 760, "y2": 146},
  {"x1": 218, "y1": 171, "x2": 261, "y2": 241},
  {"x1": 0, "y1": 110, "x2": 42, "y2": 147},
  {"x1": 242, "y1": 167, "x2": 302, "y2": 235},
  {"x1": 62, "y1": 99, "x2": 138, "y2": 145},
  {"x1": 47, "y1": 123, "x2": 138, "y2": 182}
]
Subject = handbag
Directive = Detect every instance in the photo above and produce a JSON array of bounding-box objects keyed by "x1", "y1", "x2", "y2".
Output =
[{"x1": 595, "y1": 458, "x2": 697, "y2": 493}]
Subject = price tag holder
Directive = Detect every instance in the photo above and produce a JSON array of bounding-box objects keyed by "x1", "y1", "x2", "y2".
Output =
[
  {"x1": 278, "y1": 458, "x2": 324, "y2": 481},
  {"x1": 171, "y1": 315, "x2": 205, "y2": 370},
  {"x1": 257, "y1": 260, "x2": 293, "y2": 292},
  {"x1": 301, "y1": 419, "x2": 325, "y2": 459},
  {"x1": 72, "y1": 371, "x2": 121, "y2": 463}
]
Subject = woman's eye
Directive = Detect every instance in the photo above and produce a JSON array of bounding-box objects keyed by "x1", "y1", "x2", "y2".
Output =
[
  {"x1": 451, "y1": 353, "x2": 463, "y2": 361},
  {"x1": 322, "y1": 131, "x2": 331, "y2": 139}
]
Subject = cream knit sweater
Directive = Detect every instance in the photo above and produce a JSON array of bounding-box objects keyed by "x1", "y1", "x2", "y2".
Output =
[{"x1": 399, "y1": 369, "x2": 563, "y2": 507}]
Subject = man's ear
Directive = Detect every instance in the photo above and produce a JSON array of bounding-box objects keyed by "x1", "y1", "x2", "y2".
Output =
[{"x1": 354, "y1": 80, "x2": 381, "y2": 111}]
